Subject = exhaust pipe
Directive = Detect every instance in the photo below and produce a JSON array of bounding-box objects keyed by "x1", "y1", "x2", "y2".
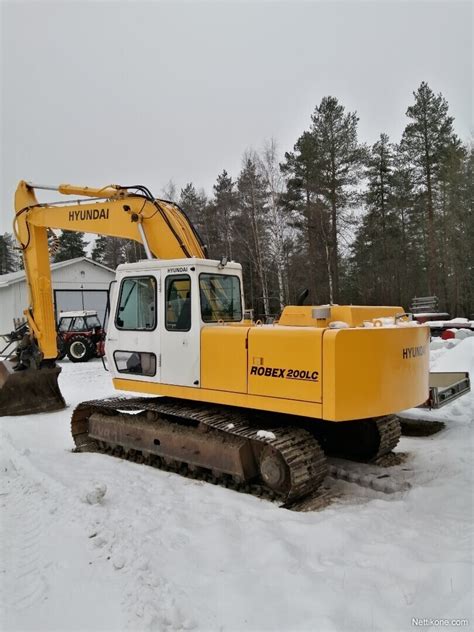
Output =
[{"x1": 0, "y1": 358, "x2": 66, "y2": 417}]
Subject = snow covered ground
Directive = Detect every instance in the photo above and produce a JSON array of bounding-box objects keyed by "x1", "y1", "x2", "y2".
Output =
[{"x1": 1, "y1": 340, "x2": 473, "y2": 632}]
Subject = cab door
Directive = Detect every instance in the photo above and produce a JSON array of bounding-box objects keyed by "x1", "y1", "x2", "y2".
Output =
[
  {"x1": 160, "y1": 272, "x2": 200, "y2": 387},
  {"x1": 106, "y1": 274, "x2": 160, "y2": 383}
]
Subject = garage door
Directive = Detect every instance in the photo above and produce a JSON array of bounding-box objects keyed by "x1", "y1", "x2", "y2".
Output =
[{"x1": 54, "y1": 290, "x2": 109, "y2": 326}]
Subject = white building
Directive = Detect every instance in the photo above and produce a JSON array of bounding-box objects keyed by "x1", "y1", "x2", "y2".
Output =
[{"x1": 0, "y1": 257, "x2": 115, "y2": 334}]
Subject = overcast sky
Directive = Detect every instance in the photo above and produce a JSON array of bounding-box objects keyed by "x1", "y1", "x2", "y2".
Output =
[{"x1": 0, "y1": 0, "x2": 472, "y2": 233}]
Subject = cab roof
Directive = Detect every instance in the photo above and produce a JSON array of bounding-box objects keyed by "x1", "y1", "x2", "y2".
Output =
[{"x1": 58, "y1": 310, "x2": 98, "y2": 318}]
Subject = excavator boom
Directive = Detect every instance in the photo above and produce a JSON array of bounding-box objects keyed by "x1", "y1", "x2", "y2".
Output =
[{"x1": 0, "y1": 181, "x2": 206, "y2": 417}]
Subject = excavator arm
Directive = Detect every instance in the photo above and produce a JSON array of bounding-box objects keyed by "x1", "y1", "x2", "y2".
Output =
[
  {"x1": 14, "y1": 180, "x2": 206, "y2": 360},
  {"x1": 0, "y1": 181, "x2": 206, "y2": 416}
]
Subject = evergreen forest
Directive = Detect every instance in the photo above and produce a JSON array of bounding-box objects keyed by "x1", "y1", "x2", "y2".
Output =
[{"x1": 1, "y1": 82, "x2": 472, "y2": 317}]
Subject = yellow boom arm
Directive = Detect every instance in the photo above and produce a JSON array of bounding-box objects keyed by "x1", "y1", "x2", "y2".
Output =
[{"x1": 14, "y1": 180, "x2": 206, "y2": 360}]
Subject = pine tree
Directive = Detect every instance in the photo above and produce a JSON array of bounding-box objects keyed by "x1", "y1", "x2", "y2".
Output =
[
  {"x1": 178, "y1": 183, "x2": 209, "y2": 251},
  {"x1": 360, "y1": 133, "x2": 397, "y2": 303},
  {"x1": 437, "y1": 143, "x2": 473, "y2": 315},
  {"x1": 210, "y1": 170, "x2": 239, "y2": 260},
  {"x1": 237, "y1": 154, "x2": 270, "y2": 317},
  {"x1": 310, "y1": 96, "x2": 365, "y2": 302},
  {"x1": 281, "y1": 98, "x2": 364, "y2": 304},
  {"x1": 458, "y1": 146, "x2": 474, "y2": 316},
  {"x1": 280, "y1": 131, "x2": 327, "y2": 303},
  {"x1": 400, "y1": 82, "x2": 461, "y2": 295},
  {"x1": 53, "y1": 231, "x2": 87, "y2": 263},
  {"x1": 124, "y1": 240, "x2": 146, "y2": 263},
  {"x1": 91, "y1": 235, "x2": 107, "y2": 264},
  {"x1": 0, "y1": 233, "x2": 20, "y2": 274},
  {"x1": 389, "y1": 145, "x2": 422, "y2": 306},
  {"x1": 91, "y1": 235, "x2": 126, "y2": 269}
]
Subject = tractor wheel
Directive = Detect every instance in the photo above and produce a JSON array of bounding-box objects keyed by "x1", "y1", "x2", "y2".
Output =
[
  {"x1": 66, "y1": 336, "x2": 95, "y2": 363},
  {"x1": 56, "y1": 336, "x2": 67, "y2": 361}
]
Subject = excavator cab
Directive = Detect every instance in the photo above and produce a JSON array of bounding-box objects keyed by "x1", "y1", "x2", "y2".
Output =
[{"x1": 105, "y1": 258, "x2": 244, "y2": 390}]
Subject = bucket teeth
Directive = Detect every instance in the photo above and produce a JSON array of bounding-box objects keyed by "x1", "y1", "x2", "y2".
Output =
[{"x1": 0, "y1": 359, "x2": 66, "y2": 416}]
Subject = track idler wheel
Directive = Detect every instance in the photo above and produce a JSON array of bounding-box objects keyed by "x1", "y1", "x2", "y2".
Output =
[{"x1": 259, "y1": 445, "x2": 291, "y2": 495}]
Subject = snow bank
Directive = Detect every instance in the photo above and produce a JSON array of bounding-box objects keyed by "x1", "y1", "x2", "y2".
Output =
[{"x1": 430, "y1": 336, "x2": 474, "y2": 374}]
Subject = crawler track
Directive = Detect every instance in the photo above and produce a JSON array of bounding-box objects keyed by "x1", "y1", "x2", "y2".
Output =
[
  {"x1": 71, "y1": 397, "x2": 328, "y2": 507},
  {"x1": 71, "y1": 397, "x2": 402, "y2": 510},
  {"x1": 307, "y1": 414, "x2": 401, "y2": 462},
  {"x1": 373, "y1": 416, "x2": 402, "y2": 459}
]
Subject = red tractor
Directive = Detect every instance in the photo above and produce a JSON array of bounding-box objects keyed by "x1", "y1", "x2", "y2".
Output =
[{"x1": 56, "y1": 310, "x2": 105, "y2": 363}]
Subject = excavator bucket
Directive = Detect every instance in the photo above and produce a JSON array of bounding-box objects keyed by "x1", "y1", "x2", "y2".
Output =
[{"x1": 0, "y1": 358, "x2": 66, "y2": 416}]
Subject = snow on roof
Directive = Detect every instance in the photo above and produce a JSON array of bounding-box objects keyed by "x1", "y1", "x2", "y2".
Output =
[
  {"x1": 413, "y1": 312, "x2": 450, "y2": 318},
  {"x1": 58, "y1": 310, "x2": 99, "y2": 318},
  {"x1": 426, "y1": 319, "x2": 474, "y2": 328},
  {"x1": 0, "y1": 257, "x2": 115, "y2": 288}
]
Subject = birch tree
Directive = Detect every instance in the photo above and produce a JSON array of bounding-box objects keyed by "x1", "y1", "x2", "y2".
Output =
[{"x1": 257, "y1": 139, "x2": 293, "y2": 309}]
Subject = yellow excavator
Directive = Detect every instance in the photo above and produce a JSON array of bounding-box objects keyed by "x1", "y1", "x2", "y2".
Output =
[{"x1": 0, "y1": 181, "x2": 470, "y2": 505}]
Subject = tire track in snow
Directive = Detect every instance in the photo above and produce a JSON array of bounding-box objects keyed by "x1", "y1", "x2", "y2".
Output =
[
  {"x1": 0, "y1": 424, "x2": 193, "y2": 630},
  {"x1": 5, "y1": 478, "x2": 48, "y2": 611},
  {"x1": 0, "y1": 450, "x2": 49, "y2": 617}
]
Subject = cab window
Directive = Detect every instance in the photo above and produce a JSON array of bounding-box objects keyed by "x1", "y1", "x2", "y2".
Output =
[
  {"x1": 86, "y1": 315, "x2": 101, "y2": 329},
  {"x1": 199, "y1": 274, "x2": 242, "y2": 322},
  {"x1": 58, "y1": 317, "x2": 72, "y2": 332},
  {"x1": 73, "y1": 317, "x2": 87, "y2": 331},
  {"x1": 116, "y1": 277, "x2": 156, "y2": 330},
  {"x1": 165, "y1": 275, "x2": 191, "y2": 331},
  {"x1": 114, "y1": 351, "x2": 156, "y2": 376}
]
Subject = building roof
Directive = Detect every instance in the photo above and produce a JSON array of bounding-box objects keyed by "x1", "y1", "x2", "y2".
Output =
[{"x1": 0, "y1": 257, "x2": 115, "y2": 288}]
